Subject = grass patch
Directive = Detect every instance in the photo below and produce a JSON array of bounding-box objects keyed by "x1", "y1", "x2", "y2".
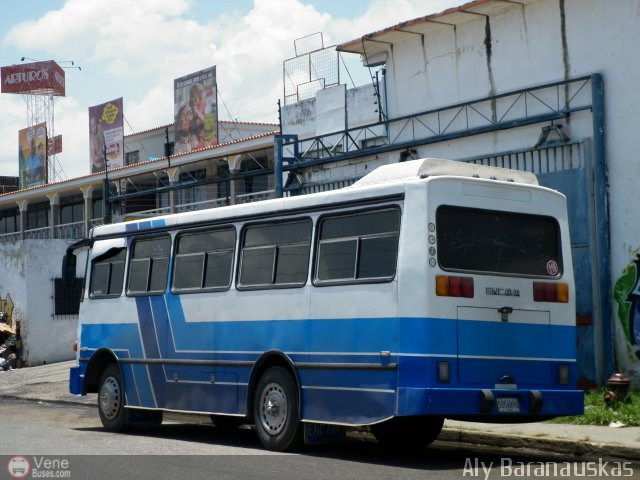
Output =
[{"x1": 551, "y1": 389, "x2": 640, "y2": 426}]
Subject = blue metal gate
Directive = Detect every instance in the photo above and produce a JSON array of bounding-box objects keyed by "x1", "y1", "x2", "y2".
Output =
[{"x1": 465, "y1": 141, "x2": 603, "y2": 387}]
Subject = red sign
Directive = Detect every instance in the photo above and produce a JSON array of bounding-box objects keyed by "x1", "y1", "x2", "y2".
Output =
[
  {"x1": 1, "y1": 61, "x2": 65, "y2": 96},
  {"x1": 48, "y1": 134, "x2": 62, "y2": 155}
]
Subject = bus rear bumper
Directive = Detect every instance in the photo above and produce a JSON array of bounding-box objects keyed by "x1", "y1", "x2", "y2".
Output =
[{"x1": 398, "y1": 387, "x2": 584, "y2": 417}]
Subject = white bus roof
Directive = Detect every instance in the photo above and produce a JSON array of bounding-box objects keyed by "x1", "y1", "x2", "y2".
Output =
[{"x1": 352, "y1": 158, "x2": 539, "y2": 187}]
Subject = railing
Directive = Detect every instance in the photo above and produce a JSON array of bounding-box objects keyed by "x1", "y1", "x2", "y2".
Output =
[
  {"x1": 277, "y1": 76, "x2": 594, "y2": 171},
  {"x1": 55, "y1": 221, "x2": 85, "y2": 240},
  {"x1": 175, "y1": 197, "x2": 229, "y2": 213},
  {"x1": 24, "y1": 226, "x2": 51, "y2": 240},
  {"x1": 235, "y1": 190, "x2": 275, "y2": 204},
  {"x1": 0, "y1": 232, "x2": 20, "y2": 244}
]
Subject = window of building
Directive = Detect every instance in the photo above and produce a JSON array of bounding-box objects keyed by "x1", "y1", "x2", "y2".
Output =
[
  {"x1": 315, "y1": 208, "x2": 400, "y2": 284},
  {"x1": 60, "y1": 195, "x2": 84, "y2": 224},
  {"x1": 90, "y1": 248, "x2": 126, "y2": 298},
  {"x1": 125, "y1": 150, "x2": 140, "y2": 165},
  {"x1": 27, "y1": 202, "x2": 50, "y2": 230},
  {"x1": 238, "y1": 219, "x2": 311, "y2": 288},
  {"x1": 54, "y1": 277, "x2": 84, "y2": 314},
  {"x1": 173, "y1": 227, "x2": 236, "y2": 292},
  {"x1": 0, "y1": 208, "x2": 19, "y2": 235},
  {"x1": 127, "y1": 237, "x2": 171, "y2": 295},
  {"x1": 92, "y1": 194, "x2": 103, "y2": 220}
]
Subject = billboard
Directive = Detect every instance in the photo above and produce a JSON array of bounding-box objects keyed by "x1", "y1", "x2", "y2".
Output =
[
  {"x1": 89, "y1": 98, "x2": 124, "y2": 173},
  {"x1": 18, "y1": 122, "x2": 48, "y2": 188},
  {"x1": 173, "y1": 66, "x2": 218, "y2": 154},
  {"x1": 1, "y1": 61, "x2": 65, "y2": 96},
  {"x1": 48, "y1": 134, "x2": 62, "y2": 156}
]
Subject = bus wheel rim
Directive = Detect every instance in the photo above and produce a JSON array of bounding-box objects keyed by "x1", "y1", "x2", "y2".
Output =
[
  {"x1": 259, "y1": 382, "x2": 287, "y2": 435},
  {"x1": 99, "y1": 376, "x2": 121, "y2": 420}
]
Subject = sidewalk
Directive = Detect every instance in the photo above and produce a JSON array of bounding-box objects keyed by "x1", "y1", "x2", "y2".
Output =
[{"x1": 1, "y1": 361, "x2": 639, "y2": 461}]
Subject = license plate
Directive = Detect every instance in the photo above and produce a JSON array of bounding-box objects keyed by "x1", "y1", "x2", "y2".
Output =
[
  {"x1": 304, "y1": 423, "x2": 346, "y2": 445},
  {"x1": 496, "y1": 397, "x2": 520, "y2": 413}
]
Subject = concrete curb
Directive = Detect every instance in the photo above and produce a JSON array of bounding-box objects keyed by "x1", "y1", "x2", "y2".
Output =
[{"x1": 438, "y1": 428, "x2": 640, "y2": 462}]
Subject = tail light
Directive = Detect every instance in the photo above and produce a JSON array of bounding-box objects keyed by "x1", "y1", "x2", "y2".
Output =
[
  {"x1": 533, "y1": 282, "x2": 569, "y2": 303},
  {"x1": 436, "y1": 275, "x2": 474, "y2": 298}
]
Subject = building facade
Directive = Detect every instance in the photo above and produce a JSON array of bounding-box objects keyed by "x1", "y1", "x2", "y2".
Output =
[
  {"x1": 278, "y1": 0, "x2": 640, "y2": 387},
  {"x1": 0, "y1": 120, "x2": 277, "y2": 365}
]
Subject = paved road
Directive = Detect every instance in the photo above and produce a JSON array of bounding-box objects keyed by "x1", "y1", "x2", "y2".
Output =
[{"x1": 1, "y1": 398, "x2": 637, "y2": 480}]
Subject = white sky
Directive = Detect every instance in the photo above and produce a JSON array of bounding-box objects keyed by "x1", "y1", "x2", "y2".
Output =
[{"x1": 0, "y1": 0, "x2": 461, "y2": 180}]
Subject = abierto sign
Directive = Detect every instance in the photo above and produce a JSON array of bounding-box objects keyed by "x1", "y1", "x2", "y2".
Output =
[{"x1": 1, "y1": 60, "x2": 65, "y2": 96}]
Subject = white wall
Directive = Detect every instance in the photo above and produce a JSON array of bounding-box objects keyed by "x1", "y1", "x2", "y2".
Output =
[
  {"x1": 282, "y1": 0, "x2": 640, "y2": 380},
  {"x1": 0, "y1": 240, "x2": 76, "y2": 366},
  {"x1": 381, "y1": 0, "x2": 640, "y2": 382}
]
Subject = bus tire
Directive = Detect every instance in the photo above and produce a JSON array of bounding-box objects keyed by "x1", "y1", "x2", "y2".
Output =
[
  {"x1": 98, "y1": 363, "x2": 129, "y2": 432},
  {"x1": 370, "y1": 415, "x2": 444, "y2": 449},
  {"x1": 253, "y1": 367, "x2": 303, "y2": 451}
]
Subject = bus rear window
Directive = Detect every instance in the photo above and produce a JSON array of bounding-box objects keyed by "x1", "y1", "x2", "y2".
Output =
[{"x1": 436, "y1": 205, "x2": 562, "y2": 277}]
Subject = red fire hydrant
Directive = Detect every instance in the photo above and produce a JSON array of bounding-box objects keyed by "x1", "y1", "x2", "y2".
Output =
[{"x1": 604, "y1": 373, "x2": 631, "y2": 405}]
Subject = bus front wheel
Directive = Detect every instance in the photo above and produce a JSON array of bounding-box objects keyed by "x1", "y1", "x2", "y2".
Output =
[
  {"x1": 370, "y1": 415, "x2": 444, "y2": 449},
  {"x1": 98, "y1": 363, "x2": 128, "y2": 432},
  {"x1": 253, "y1": 367, "x2": 303, "y2": 451}
]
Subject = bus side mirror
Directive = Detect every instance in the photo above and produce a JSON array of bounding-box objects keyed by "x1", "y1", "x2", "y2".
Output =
[{"x1": 62, "y1": 253, "x2": 77, "y2": 286}]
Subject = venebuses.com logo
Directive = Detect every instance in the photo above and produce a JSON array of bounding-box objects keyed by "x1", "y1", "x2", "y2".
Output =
[
  {"x1": 6, "y1": 455, "x2": 71, "y2": 478},
  {"x1": 7, "y1": 456, "x2": 30, "y2": 479}
]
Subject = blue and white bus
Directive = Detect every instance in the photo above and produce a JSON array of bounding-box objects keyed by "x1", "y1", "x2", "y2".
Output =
[{"x1": 64, "y1": 158, "x2": 583, "y2": 451}]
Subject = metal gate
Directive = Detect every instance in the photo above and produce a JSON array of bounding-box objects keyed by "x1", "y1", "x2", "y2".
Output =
[{"x1": 464, "y1": 140, "x2": 603, "y2": 387}]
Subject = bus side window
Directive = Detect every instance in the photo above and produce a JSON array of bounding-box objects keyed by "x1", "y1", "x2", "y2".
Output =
[
  {"x1": 238, "y1": 219, "x2": 311, "y2": 289},
  {"x1": 315, "y1": 208, "x2": 400, "y2": 284},
  {"x1": 90, "y1": 248, "x2": 126, "y2": 298},
  {"x1": 127, "y1": 236, "x2": 171, "y2": 295},
  {"x1": 172, "y1": 227, "x2": 236, "y2": 292}
]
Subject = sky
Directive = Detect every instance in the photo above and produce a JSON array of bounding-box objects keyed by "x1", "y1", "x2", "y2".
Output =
[{"x1": 0, "y1": 0, "x2": 462, "y2": 181}]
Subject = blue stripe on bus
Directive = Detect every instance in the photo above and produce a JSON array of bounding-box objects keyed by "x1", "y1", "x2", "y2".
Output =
[
  {"x1": 83, "y1": 314, "x2": 576, "y2": 361},
  {"x1": 79, "y1": 323, "x2": 155, "y2": 407}
]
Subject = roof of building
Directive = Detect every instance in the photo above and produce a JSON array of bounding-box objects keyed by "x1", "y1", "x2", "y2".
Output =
[
  {"x1": 125, "y1": 119, "x2": 279, "y2": 138},
  {"x1": 0, "y1": 129, "x2": 279, "y2": 199},
  {"x1": 337, "y1": 0, "x2": 534, "y2": 63}
]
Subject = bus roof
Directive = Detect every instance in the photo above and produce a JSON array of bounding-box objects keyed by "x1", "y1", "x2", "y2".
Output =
[{"x1": 351, "y1": 158, "x2": 539, "y2": 187}]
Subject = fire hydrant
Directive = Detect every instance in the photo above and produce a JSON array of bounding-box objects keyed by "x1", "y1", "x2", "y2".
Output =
[{"x1": 604, "y1": 372, "x2": 631, "y2": 405}]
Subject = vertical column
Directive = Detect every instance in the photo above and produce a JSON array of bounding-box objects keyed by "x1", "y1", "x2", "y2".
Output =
[
  {"x1": 17, "y1": 200, "x2": 28, "y2": 241},
  {"x1": 81, "y1": 185, "x2": 93, "y2": 238},
  {"x1": 228, "y1": 155, "x2": 242, "y2": 206},
  {"x1": 166, "y1": 167, "x2": 179, "y2": 214},
  {"x1": 48, "y1": 193, "x2": 60, "y2": 239}
]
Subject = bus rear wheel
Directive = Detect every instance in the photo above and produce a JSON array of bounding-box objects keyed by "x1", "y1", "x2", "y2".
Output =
[
  {"x1": 253, "y1": 367, "x2": 303, "y2": 451},
  {"x1": 98, "y1": 363, "x2": 129, "y2": 432},
  {"x1": 370, "y1": 416, "x2": 444, "y2": 449}
]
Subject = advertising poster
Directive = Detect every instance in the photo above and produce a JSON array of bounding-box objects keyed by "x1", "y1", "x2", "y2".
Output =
[
  {"x1": 88, "y1": 97, "x2": 124, "y2": 173},
  {"x1": 18, "y1": 122, "x2": 47, "y2": 189},
  {"x1": 173, "y1": 66, "x2": 218, "y2": 154}
]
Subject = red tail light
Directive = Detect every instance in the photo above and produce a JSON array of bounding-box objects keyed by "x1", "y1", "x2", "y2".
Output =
[
  {"x1": 533, "y1": 281, "x2": 569, "y2": 303},
  {"x1": 436, "y1": 275, "x2": 474, "y2": 298}
]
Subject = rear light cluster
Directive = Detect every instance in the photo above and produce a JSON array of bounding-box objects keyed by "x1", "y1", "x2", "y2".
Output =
[
  {"x1": 533, "y1": 281, "x2": 569, "y2": 303},
  {"x1": 436, "y1": 275, "x2": 474, "y2": 298}
]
